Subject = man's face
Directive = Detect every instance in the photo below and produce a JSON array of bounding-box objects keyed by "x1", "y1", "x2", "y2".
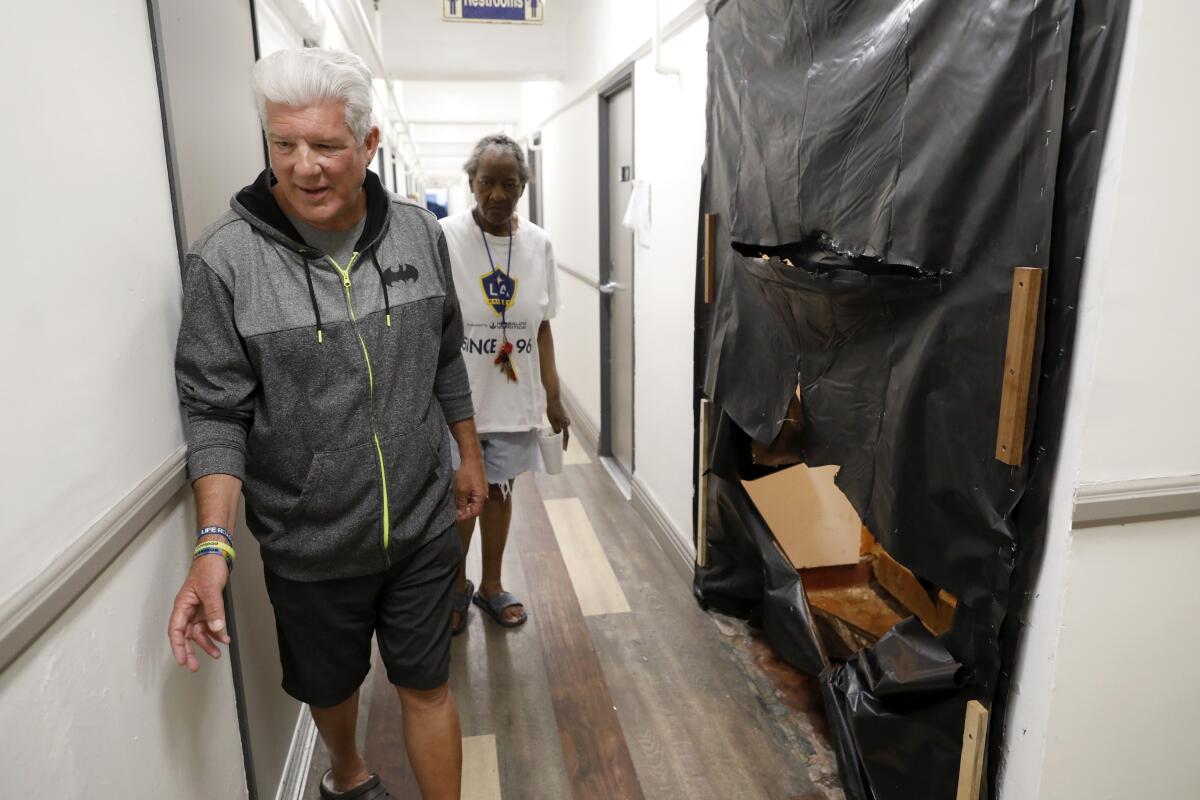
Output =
[
  {"x1": 470, "y1": 147, "x2": 525, "y2": 228},
  {"x1": 265, "y1": 99, "x2": 379, "y2": 231}
]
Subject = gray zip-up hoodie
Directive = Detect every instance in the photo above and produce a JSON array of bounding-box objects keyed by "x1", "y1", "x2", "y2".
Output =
[{"x1": 175, "y1": 169, "x2": 474, "y2": 581}]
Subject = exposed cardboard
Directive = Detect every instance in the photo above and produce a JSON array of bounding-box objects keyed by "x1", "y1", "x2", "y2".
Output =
[{"x1": 743, "y1": 464, "x2": 862, "y2": 569}]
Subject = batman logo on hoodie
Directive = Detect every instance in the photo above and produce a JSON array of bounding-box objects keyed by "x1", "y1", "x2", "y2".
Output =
[{"x1": 382, "y1": 263, "x2": 420, "y2": 286}]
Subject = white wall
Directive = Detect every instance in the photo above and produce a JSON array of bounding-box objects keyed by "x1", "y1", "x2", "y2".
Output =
[
  {"x1": 0, "y1": 495, "x2": 248, "y2": 799},
  {"x1": 1001, "y1": 2, "x2": 1200, "y2": 797},
  {"x1": 539, "y1": 98, "x2": 602, "y2": 427},
  {"x1": 531, "y1": 3, "x2": 705, "y2": 548},
  {"x1": 1039, "y1": 516, "x2": 1200, "y2": 800},
  {"x1": 1075, "y1": 3, "x2": 1200, "y2": 485},
  {"x1": 630, "y1": 17, "x2": 707, "y2": 544},
  {"x1": 0, "y1": 0, "x2": 185, "y2": 610}
]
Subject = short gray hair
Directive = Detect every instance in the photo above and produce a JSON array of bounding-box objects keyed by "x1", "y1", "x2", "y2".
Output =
[
  {"x1": 252, "y1": 49, "x2": 375, "y2": 144},
  {"x1": 463, "y1": 134, "x2": 530, "y2": 184}
]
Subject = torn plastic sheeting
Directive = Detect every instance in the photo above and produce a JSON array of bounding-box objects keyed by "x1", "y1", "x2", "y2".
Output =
[
  {"x1": 858, "y1": 618, "x2": 964, "y2": 699},
  {"x1": 694, "y1": 474, "x2": 828, "y2": 677},
  {"x1": 706, "y1": 0, "x2": 1071, "y2": 272},
  {"x1": 822, "y1": 662, "x2": 972, "y2": 800}
]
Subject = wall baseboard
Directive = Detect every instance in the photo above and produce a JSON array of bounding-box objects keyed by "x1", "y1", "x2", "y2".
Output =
[
  {"x1": 274, "y1": 705, "x2": 317, "y2": 800},
  {"x1": 560, "y1": 383, "x2": 694, "y2": 587},
  {"x1": 560, "y1": 385, "x2": 600, "y2": 454},
  {"x1": 631, "y1": 478, "x2": 695, "y2": 586}
]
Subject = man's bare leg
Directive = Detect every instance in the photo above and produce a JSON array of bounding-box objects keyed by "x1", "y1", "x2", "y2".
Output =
[
  {"x1": 397, "y1": 683, "x2": 462, "y2": 799},
  {"x1": 309, "y1": 691, "x2": 370, "y2": 792}
]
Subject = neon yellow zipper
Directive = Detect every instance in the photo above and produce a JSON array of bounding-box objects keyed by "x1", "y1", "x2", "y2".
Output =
[{"x1": 330, "y1": 252, "x2": 391, "y2": 566}]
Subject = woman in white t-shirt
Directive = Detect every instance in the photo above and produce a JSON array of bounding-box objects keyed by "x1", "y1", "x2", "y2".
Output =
[{"x1": 441, "y1": 134, "x2": 570, "y2": 631}]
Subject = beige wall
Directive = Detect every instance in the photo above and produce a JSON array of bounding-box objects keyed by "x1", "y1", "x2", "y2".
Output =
[{"x1": 0, "y1": 496, "x2": 248, "y2": 799}]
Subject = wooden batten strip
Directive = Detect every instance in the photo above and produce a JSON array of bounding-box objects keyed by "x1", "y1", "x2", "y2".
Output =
[
  {"x1": 955, "y1": 700, "x2": 990, "y2": 800},
  {"x1": 995, "y1": 267, "x2": 1045, "y2": 466},
  {"x1": 696, "y1": 398, "x2": 711, "y2": 567},
  {"x1": 703, "y1": 213, "x2": 717, "y2": 304}
]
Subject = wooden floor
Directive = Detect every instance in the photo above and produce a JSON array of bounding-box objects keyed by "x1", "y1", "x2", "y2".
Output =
[{"x1": 303, "y1": 436, "x2": 844, "y2": 800}]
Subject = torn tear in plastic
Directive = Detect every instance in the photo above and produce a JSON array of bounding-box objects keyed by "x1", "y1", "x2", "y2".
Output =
[
  {"x1": 732, "y1": 238, "x2": 938, "y2": 280},
  {"x1": 694, "y1": 1, "x2": 1129, "y2": 798}
]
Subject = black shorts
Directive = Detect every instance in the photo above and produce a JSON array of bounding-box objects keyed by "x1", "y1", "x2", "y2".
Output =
[{"x1": 263, "y1": 525, "x2": 461, "y2": 708}]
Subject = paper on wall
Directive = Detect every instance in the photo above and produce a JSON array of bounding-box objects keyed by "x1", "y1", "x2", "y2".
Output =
[{"x1": 621, "y1": 179, "x2": 652, "y2": 248}]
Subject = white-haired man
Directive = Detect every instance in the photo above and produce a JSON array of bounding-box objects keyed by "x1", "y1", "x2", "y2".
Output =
[{"x1": 167, "y1": 48, "x2": 486, "y2": 800}]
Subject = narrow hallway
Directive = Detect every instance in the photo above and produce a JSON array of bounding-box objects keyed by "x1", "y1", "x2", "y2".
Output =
[{"x1": 302, "y1": 435, "x2": 843, "y2": 800}]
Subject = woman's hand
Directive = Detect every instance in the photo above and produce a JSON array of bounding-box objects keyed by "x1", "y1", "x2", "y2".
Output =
[{"x1": 547, "y1": 397, "x2": 571, "y2": 450}]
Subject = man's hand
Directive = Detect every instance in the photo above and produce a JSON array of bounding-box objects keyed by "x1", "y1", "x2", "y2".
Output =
[
  {"x1": 454, "y1": 455, "x2": 488, "y2": 521},
  {"x1": 167, "y1": 555, "x2": 232, "y2": 672},
  {"x1": 547, "y1": 397, "x2": 571, "y2": 450}
]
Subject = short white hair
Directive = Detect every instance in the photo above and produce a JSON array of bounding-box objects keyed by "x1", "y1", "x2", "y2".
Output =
[{"x1": 252, "y1": 49, "x2": 375, "y2": 143}]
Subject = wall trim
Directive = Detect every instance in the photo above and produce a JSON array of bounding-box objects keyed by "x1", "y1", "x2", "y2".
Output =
[
  {"x1": 274, "y1": 705, "x2": 318, "y2": 800},
  {"x1": 1073, "y1": 474, "x2": 1200, "y2": 528},
  {"x1": 560, "y1": 384, "x2": 600, "y2": 454},
  {"x1": 0, "y1": 446, "x2": 188, "y2": 674},
  {"x1": 631, "y1": 477, "x2": 695, "y2": 585}
]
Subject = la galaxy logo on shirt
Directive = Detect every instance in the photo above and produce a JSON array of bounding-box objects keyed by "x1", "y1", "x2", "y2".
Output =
[{"x1": 480, "y1": 269, "x2": 518, "y2": 317}]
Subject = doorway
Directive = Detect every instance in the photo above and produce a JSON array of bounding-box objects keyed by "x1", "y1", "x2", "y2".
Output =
[{"x1": 599, "y1": 76, "x2": 635, "y2": 490}]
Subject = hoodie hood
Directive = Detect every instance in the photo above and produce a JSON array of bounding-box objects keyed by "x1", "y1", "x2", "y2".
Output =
[{"x1": 231, "y1": 168, "x2": 392, "y2": 256}]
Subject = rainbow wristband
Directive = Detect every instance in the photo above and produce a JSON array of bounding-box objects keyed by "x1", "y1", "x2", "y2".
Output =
[{"x1": 193, "y1": 540, "x2": 236, "y2": 570}]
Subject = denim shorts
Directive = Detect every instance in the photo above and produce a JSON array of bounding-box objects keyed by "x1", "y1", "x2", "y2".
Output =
[{"x1": 450, "y1": 429, "x2": 541, "y2": 486}]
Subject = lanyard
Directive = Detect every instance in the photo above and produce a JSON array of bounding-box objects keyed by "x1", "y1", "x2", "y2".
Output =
[{"x1": 478, "y1": 217, "x2": 514, "y2": 325}]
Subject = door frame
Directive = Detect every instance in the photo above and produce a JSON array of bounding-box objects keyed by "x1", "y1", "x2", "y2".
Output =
[{"x1": 597, "y1": 69, "x2": 635, "y2": 468}]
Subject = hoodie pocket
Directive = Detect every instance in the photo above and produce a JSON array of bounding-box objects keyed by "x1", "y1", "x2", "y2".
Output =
[
  {"x1": 381, "y1": 417, "x2": 448, "y2": 536},
  {"x1": 282, "y1": 441, "x2": 379, "y2": 534}
]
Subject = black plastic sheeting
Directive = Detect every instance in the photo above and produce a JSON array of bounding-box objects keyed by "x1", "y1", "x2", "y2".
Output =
[{"x1": 692, "y1": 1, "x2": 1129, "y2": 798}]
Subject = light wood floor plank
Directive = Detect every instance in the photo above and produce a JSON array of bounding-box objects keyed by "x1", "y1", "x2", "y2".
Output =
[
  {"x1": 544, "y1": 497, "x2": 631, "y2": 617},
  {"x1": 462, "y1": 734, "x2": 502, "y2": 800},
  {"x1": 563, "y1": 434, "x2": 592, "y2": 465},
  {"x1": 513, "y1": 476, "x2": 646, "y2": 800}
]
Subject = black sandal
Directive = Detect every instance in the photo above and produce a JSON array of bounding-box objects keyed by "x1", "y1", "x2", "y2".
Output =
[
  {"x1": 473, "y1": 589, "x2": 528, "y2": 628},
  {"x1": 318, "y1": 770, "x2": 391, "y2": 799}
]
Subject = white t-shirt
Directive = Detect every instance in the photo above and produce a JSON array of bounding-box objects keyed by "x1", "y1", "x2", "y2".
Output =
[{"x1": 440, "y1": 208, "x2": 560, "y2": 434}]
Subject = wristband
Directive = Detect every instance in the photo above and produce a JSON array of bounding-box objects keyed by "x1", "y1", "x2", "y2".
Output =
[
  {"x1": 197, "y1": 526, "x2": 232, "y2": 545},
  {"x1": 193, "y1": 540, "x2": 236, "y2": 570}
]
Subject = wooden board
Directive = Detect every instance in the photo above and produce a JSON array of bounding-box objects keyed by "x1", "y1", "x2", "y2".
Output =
[
  {"x1": 703, "y1": 213, "x2": 717, "y2": 304},
  {"x1": 995, "y1": 267, "x2": 1044, "y2": 465},
  {"x1": 870, "y1": 546, "x2": 957, "y2": 635},
  {"x1": 696, "y1": 398, "x2": 711, "y2": 567},
  {"x1": 955, "y1": 700, "x2": 990, "y2": 800}
]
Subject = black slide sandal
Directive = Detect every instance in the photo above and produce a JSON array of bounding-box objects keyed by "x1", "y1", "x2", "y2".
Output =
[{"x1": 319, "y1": 770, "x2": 391, "y2": 799}]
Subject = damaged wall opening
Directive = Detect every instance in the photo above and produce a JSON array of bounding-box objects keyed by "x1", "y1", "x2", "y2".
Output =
[
  {"x1": 738, "y1": 383, "x2": 959, "y2": 651},
  {"x1": 691, "y1": 1, "x2": 1131, "y2": 799}
]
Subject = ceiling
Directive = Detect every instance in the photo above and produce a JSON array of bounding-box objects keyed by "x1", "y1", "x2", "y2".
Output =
[{"x1": 375, "y1": 2, "x2": 568, "y2": 186}]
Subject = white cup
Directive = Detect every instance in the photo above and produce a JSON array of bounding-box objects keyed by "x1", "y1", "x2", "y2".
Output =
[{"x1": 537, "y1": 427, "x2": 564, "y2": 475}]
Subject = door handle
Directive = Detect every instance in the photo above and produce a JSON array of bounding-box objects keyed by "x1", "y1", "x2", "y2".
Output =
[{"x1": 599, "y1": 281, "x2": 627, "y2": 294}]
